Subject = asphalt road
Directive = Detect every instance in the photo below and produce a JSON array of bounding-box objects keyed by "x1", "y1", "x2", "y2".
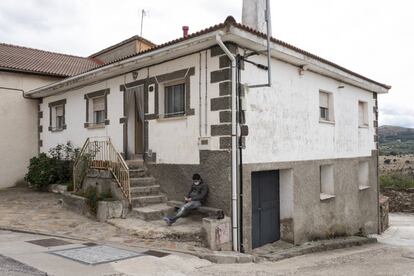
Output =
[{"x1": 1, "y1": 213, "x2": 413, "y2": 276}]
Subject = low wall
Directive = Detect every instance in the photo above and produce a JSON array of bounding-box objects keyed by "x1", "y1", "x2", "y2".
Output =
[
  {"x1": 379, "y1": 195, "x2": 389, "y2": 233},
  {"x1": 382, "y1": 188, "x2": 414, "y2": 212}
]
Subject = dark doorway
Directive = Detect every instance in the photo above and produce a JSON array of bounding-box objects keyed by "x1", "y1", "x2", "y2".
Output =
[{"x1": 251, "y1": 170, "x2": 280, "y2": 249}]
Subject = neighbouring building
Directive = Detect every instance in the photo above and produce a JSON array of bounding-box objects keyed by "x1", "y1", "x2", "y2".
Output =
[{"x1": 0, "y1": 36, "x2": 154, "y2": 188}]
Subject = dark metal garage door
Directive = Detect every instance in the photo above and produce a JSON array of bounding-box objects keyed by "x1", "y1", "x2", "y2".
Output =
[{"x1": 252, "y1": 170, "x2": 280, "y2": 249}]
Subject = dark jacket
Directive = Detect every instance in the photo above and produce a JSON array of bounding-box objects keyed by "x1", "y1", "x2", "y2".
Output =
[{"x1": 187, "y1": 181, "x2": 209, "y2": 203}]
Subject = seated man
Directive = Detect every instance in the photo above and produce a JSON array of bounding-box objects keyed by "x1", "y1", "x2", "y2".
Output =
[{"x1": 163, "y1": 173, "x2": 208, "y2": 226}]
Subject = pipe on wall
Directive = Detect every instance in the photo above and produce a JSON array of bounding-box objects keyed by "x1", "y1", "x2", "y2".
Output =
[{"x1": 215, "y1": 33, "x2": 239, "y2": 252}]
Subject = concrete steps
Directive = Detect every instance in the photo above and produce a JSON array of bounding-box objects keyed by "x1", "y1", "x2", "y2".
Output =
[
  {"x1": 130, "y1": 177, "x2": 157, "y2": 187},
  {"x1": 130, "y1": 185, "x2": 160, "y2": 197},
  {"x1": 131, "y1": 194, "x2": 167, "y2": 207},
  {"x1": 130, "y1": 203, "x2": 174, "y2": 221}
]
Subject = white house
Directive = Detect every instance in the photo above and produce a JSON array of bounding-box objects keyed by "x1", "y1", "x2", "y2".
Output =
[
  {"x1": 23, "y1": 11, "x2": 390, "y2": 252},
  {"x1": 0, "y1": 36, "x2": 154, "y2": 188}
]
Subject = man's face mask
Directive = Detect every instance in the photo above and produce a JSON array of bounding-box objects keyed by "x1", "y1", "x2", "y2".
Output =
[{"x1": 193, "y1": 180, "x2": 201, "y2": 186}]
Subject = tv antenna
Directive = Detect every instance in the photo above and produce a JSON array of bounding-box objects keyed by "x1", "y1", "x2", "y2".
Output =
[{"x1": 138, "y1": 9, "x2": 147, "y2": 52}]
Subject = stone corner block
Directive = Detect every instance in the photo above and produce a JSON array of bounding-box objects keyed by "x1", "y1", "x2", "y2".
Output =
[{"x1": 202, "y1": 216, "x2": 232, "y2": 251}]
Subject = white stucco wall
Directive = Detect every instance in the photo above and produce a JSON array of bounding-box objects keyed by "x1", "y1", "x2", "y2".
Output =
[
  {"x1": 40, "y1": 51, "x2": 224, "y2": 165},
  {"x1": 0, "y1": 71, "x2": 60, "y2": 188},
  {"x1": 241, "y1": 54, "x2": 376, "y2": 164},
  {"x1": 40, "y1": 76, "x2": 125, "y2": 153}
]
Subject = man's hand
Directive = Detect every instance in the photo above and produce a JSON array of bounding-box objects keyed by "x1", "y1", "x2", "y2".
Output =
[{"x1": 184, "y1": 197, "x2": 192, "y2": 202}]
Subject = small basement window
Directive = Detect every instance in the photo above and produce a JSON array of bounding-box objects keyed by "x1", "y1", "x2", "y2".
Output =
[
  {"x1": 320, "y1": 164, "x2": 335, "y2": 200},
  {"x1": 164, "y1": 82, "x2": 185, "y2": 117},
  {"x1": 358, "y1": 101, "x2": 369, "y2": 127},
  {"x1": 319, "y1": 91, "x2": 334, "y2": 123},
  {"x1": 358, "y1": 161, "x2": 370, "y2": 190}
]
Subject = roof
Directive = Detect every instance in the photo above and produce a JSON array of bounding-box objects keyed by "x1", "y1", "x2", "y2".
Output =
[
  {"x1": 89, "y1": 35, "x2": 156, "y2": 58},
  {"x1": 0, "y1": 42, "x2": 103, "y2": 77},
  {"x1": 26, "y1": 16, "x2": 391, "y2": 97},
  {"x1": 90, "y1": 16, "x2": 391, "y2": 90}
]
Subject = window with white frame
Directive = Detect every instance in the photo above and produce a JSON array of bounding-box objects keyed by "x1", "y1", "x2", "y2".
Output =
[
  {"x1": 358, "y1": 101, "x2": 369, "y2": 127},
  {"x1": 358, "y1": 161, "x2": 370, "y2": 190},
  {"x1": 320, "y1": 164, "x2": 335, "y2": 200},
  {"x1": 92, "y1": 96, "x2": 105, "y2": 124},
  {"x1": 48, "y1": 99, "x2": 66, "y2": 132},
  {"x1": 319, "y1": 91, "x2": 334, "y2": 122},
  {"x1": 164, "y1": 82, "x2": 185, "y2": 116}
]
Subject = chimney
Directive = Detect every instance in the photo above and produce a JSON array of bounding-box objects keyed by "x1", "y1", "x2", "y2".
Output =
[
  {"x1": 182, "y1": 26, "x2": 189, "y2": 38},
  {"x1": 242, "y1": 0, "x2": 268, "y2": 33}
]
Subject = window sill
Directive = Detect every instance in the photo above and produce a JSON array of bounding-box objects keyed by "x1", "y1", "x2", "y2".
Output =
[
  {"x1": 157, "y1": 115, "x2": 187, "y2": 122},
  {"x1": 319, "y1": 119, "x2": 335, "y2": 125},
  {"x1": 320, "y1": 193, "x2": 335, "y2": 201},
  {"x1": 87, "y1": 123, "x2": 105, "y2": 129},
  {"x1": 359, "y1": 185, "x2": 370, "y2": 191},
  {"x1": 50, "y1": 128, "x2": 64, "y2": 132}
]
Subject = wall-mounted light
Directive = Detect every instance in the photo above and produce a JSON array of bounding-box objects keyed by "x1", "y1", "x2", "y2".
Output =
[
  {"x1": 299, "y1": 65, "x2": 308, "y2": 75},
  {"x1": 132, "y1": 71, "x2": 139, "y2": 80}
]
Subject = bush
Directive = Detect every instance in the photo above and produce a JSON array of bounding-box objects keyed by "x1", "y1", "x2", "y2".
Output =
[
  {"x1": 25, "y1": 142, "x2": 80, "y2": 191},
  {"x1": 380, "y1": 173, "x2": 414, "y2": 190},
  {"x1": 83, "y1": 186, "x2": 114, "y2": 215}
]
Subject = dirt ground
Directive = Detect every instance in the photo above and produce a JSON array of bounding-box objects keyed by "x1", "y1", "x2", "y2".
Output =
[{"x1": 380, "y1": 154, "x2": 414, "y2": 174}]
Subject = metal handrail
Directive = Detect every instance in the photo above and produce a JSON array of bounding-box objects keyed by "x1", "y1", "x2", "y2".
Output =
[{"x1": 72, "y1": 137, "x2": 131, "y2": 204}]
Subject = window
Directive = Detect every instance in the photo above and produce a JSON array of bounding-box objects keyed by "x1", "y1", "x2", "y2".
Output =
[
  {"x1": 55, "y1": 105, "x2": 64, "y2": 130},
  {"x1": 165, "y1": 82, "x2": 185, "y2": 116},
  {"x1": 319, "y1": 91, "x2": 334, "y2": 122},
  {"x1": 84, "y1": 89, "x2": 110, "y2": 128},
  {"x1": 358, "y1": 161, "x2": 370, "y2": 190},
  {"x1": 48, "y1": 99, "x2": 66, "y2": 132},
  {"x1": 358, "y1": 101, "x2": 369, "y2": 127},
  {"x1": 320, "y1": 164, "x2": 335, "y2": 200},
  {"x1": 93, "y1": 97, "x2": 105, "y2": 124}
]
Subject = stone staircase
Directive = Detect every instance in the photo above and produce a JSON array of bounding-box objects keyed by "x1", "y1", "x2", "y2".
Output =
[{"x1": 126, "y1": 159, "x2": 173, "y2": 221}]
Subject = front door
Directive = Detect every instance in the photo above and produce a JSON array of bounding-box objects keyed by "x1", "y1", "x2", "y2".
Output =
[
  {"x1": 126, "y1": 85, "x2": 144, "y2": 159},
  {"x1": 251, "y1": 170, "x2": 280, "y2": 249}
]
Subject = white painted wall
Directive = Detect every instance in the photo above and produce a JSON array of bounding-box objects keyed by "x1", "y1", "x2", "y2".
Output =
[
  {"x1": 0, "y1": 71, "x2": 60, "y2": 188},
  {"x1": 40, "y1": 51, "x2": 225, "y2": 165},
  {"x1": 40, "y1": 76, "x2": 125, "y2": 154},
  {"x1": 241, "y1": 54, "x2": 376, "y2": 164}
]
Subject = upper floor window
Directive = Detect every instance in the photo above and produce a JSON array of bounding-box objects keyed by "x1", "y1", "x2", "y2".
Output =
[
  {"x1": 319, "y1": 91, "x2": 334, "y2": 122},
  {"x1": 165, "y1": 82, "x2": 185, "y2": 116},
  {"x1": 358, "y1": 101, "x2": 369, "y2": 127},
  {"x1": 48, "y1": 99, "x2": 66, "y2": 132}
]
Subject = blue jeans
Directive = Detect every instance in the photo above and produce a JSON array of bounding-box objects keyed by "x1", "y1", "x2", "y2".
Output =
[{"x1": 170, "y1": 200, "x2": 201, "y2": 222}]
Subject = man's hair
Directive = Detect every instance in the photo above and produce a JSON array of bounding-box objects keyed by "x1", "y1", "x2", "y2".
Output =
[{"x1": 192, "y1": 173, "x2": 201, "y2": 181}]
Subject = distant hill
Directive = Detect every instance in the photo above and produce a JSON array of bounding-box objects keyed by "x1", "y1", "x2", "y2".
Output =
[{"x1": 379, "y1": 125, "x2": 414, "y2": 155}]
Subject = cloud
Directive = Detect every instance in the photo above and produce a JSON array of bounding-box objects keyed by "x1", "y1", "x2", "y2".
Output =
[{"x1": 0, "y1": 0, "x2": 413, "y2": 129}]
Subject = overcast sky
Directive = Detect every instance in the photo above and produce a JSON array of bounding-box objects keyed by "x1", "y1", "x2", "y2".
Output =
[{"x1": 0, "y1": 0, "x2": 412, "y2": 128}]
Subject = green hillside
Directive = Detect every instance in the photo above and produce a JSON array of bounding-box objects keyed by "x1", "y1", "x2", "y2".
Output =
[{"x1": 379, "y1": 125, "x2": 414, "y2": 155}]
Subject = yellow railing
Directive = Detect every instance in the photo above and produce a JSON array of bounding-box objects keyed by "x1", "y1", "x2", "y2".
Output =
[{"x1": 72, "y1": 137, "x2": 131, "y2": 204}]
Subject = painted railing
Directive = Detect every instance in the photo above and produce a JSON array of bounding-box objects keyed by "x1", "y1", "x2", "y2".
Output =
[{"x1": 72, "y1": 137, "x2": 131, "y2": 204}]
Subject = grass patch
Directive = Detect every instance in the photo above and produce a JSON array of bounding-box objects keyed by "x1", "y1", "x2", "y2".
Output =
[{"x1": 380, "y1": 173, "x2": 414, "y2": 190}]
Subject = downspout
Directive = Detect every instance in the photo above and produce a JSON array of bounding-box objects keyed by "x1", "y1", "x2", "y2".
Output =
[{"x1": 215, "y1": 33, "x2": 239, "y2": 251}]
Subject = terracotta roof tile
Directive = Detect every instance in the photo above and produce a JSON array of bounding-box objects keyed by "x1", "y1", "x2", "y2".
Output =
[{"x1": 0, "y1": 43, "x2": 102, "y2": 77}]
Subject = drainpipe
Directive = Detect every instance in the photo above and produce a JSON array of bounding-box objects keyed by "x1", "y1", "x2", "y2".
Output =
[{"x1": 215, "y1": 33, "x2": 239, "y2": 252}]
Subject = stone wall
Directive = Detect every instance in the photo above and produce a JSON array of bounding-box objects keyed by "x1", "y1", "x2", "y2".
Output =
[
  {"x1": 382, "y1": 188, "x2": 414, "y2": 212},
  {"x1": 379, "y1": 195, "x2": 389, "y2": 233}
]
